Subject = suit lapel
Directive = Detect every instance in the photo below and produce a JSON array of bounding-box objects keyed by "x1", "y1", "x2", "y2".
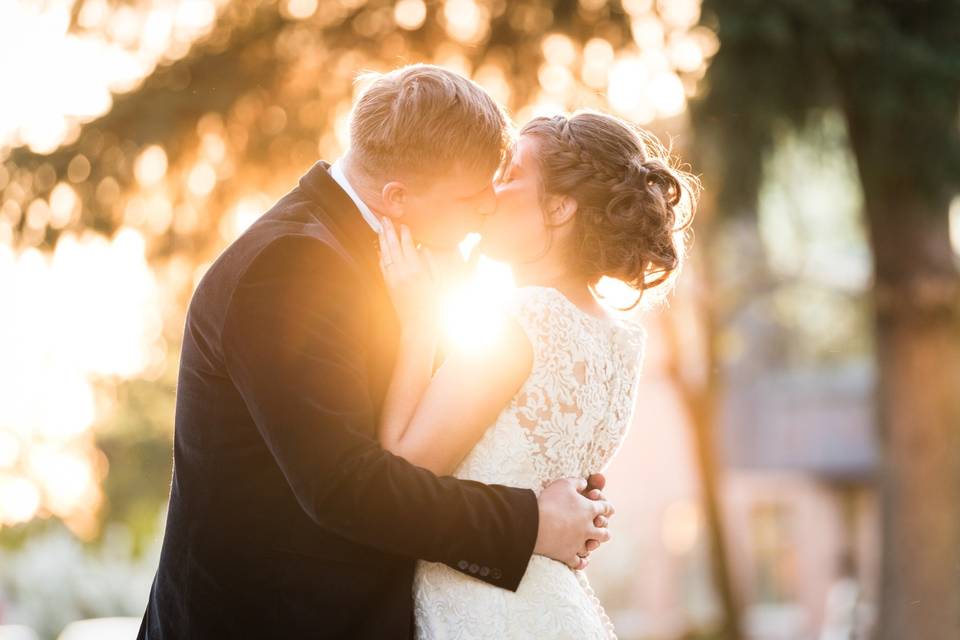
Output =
[
  {"x1": 297, "y1": 161, "x2": 400, "y2": 422},
  {"x1": 299, "y1": 161, "x2": 382, "y2": 282}
]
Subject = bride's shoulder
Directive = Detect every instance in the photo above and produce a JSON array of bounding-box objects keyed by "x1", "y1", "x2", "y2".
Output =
[
  {"x1": 614, "y1": 319, "x2": 647, "y2": 359},
  {"x1": 511, "y1": 286, "x2": 648, "y2": 360},
  {"x1": 510, "y1": 285, "x2": 563, "y2": 305},
  {"x1": 508, "y1": 285, "x2": 578, "y2": 317},
  {"x1": 507, "y1": 286, "x2": 574, "y2": 329},
  {"x1": 505, "y1": 286, "x2": 600, "y2": 359}
]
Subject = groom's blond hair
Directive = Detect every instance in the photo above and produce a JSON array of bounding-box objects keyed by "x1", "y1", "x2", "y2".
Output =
[{"x1": 349, "y1": 64, "x2": 512, "y2": 182}]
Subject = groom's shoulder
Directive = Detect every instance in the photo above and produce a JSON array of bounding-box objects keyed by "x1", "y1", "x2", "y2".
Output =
[
  {"x1": 211, "y1": 190, "x2": 356, "y2": 282},
  {"x1": 190, "y1": 190, "x2": 363, "y2": 324}
]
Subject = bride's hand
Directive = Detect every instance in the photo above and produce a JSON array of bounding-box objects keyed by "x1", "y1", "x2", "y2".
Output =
[{"x1": 378, "y1": 218, "x2": 439, "y2": 335}]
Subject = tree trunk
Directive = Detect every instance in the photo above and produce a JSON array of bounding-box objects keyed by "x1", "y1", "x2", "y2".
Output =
[
  {"x1": 661, "y1": 251, "x2": 745, "y2": 640},
  {"x1": 852, "y1": 176, "x2": 960, "y2": 638}
]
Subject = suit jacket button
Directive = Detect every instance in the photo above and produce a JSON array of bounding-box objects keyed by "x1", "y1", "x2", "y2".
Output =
[
  {"x1": 457, "y1": 560, "x2": 469, "y2": 570},
  {"x1": 469, "y1": 563, "x2": 480, "y2": 574},
  {"x1": 479, "y1": 566, "x2": 490, "y2": 577},
  {"x1": 491, "y1": 568, "x2": 502, "y2": 579}
]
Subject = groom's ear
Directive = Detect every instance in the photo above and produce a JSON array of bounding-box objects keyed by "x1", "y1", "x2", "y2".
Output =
[{"x1": 380, "y1": 181, "x2": 407, "y2": 219}]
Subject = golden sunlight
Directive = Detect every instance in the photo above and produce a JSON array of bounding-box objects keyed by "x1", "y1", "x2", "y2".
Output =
[
  {"x1": 661, "y1": 499, "x2": 702, "y2": 555},
  {"x1": 0, "y1": 227, "x2": 162, "y2": 533},
  {"x1": 0, "y1": 474, "x2": 42, "y2": 525},
  {"x1": 394, "y1": 0, "x2": 428, "y2": 31},
  {"x1": 0, "y1": 0, "x2": 223, "y2": 153},
  {"x1": 441, "y1": 247, "x2": 515, "y2": 352},
  {"x1": 442, "y1": 0, "x2": 490, "y2": 45},
  {"x1": 595, "y1": 275, "x2": 644, "y2": 312},
  {"x1": 441, "y1": 237, "x2": 644, "y2": 350}
]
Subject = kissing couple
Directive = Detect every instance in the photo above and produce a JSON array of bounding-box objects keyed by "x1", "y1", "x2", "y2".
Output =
[{"x1": 139, "y1": 63, "x2": 696, "y2": 640}]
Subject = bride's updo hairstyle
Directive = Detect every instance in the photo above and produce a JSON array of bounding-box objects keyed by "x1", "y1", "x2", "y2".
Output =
[{"x1": 520, "y1": 111, "x2": 698, "y2": 305}]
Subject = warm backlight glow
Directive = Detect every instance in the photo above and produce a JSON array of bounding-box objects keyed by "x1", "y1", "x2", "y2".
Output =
[
  {"x1": 394, "y1": 0, "x2": 427, "y2": 30},
  {"x1": 0, "y1": 0, "x2": 713, "y2": 537},
  {"x1": 442, "y1": 0, "x2": 489, "y2": 45},
  {"x1": 0, "y1": 474, "x2": 42, "y2": 525},
  {"x1": 442, "y1": 255, "x2": 514, "y2": 352},
  {"x1": 441, "y1": 255, "x2": 642, "y2": 350},
  {"x1": 661, "y1": 499, "x2": 702, "y2": 555},
  {"x1": 595, "y1": 276, "x2": 643, "y2": 311},
  {"x1": 0, "y1": 0, "x2": 223, "y2": 153},
  {"x1": 0, "y1": 228, "x2": 162, "y2": 534}
]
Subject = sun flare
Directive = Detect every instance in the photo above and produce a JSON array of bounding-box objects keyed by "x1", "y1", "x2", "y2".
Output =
[{"x1": 441, "y1": 254, "x2": 514, "y2": 352}]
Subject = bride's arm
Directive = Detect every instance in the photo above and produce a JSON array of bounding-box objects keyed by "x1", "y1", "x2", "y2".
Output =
[
  {"x1": 376, "y1": 326, "x2": 438, "y2": 454},
  {"x1": 375, "y1": 219, "x2": 533, "y2": 475},
  {"x1": 380, "y1": 319, "x2": 532, "y2": 476}
]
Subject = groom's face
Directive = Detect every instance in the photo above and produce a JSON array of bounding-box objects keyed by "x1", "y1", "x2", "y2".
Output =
[{"x1": 390, "y1": 166, "x2": 497, "y2": 250}]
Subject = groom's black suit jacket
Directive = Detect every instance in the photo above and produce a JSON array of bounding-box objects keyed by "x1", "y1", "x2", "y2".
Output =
[{"x1": 138, "y1": 161, "x2": 539, "y2": 639}]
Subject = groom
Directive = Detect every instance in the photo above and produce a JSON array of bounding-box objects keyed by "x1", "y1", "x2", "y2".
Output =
[{"x1": 138, "y1": 64, "x2": 614, "y2": 639}]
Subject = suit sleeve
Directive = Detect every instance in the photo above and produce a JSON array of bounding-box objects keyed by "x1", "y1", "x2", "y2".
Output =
[{"x1": 221, "y1": 234, "x2": 538, "y2": 590}]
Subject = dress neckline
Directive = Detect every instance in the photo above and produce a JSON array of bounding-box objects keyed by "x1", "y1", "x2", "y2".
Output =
[{"x1": 521, "y1": 285, "x2": 637, "y2": 334}]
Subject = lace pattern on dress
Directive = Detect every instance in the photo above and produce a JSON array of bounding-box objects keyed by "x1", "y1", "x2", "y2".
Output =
[
  {"x1": 506, "y1": 287, "x2": 645, "y2": 491},
  {"x1": 413, "y1": 286, "x2": 647, "y2": 640}
]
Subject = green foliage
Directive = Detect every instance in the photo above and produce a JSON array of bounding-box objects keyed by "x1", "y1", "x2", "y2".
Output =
[
  {"x1": 693, "y1": 0, "x2": 960, "y2": 216},
  {"x1": 5, "y1": 0, "x2": 638, "y2": 255}
]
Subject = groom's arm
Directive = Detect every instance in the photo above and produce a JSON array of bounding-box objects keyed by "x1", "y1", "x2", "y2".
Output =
[{"x1": 221, "y1": 234, "x2": 537, "y2": 590}]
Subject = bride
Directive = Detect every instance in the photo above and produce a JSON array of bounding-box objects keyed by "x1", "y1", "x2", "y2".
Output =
[{"x1": 374, "y1": 110, "x2": 697, "y2": 639}]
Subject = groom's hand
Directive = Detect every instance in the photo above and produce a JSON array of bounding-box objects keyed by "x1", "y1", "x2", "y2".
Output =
[{"x1": 534, "y1": 477, "x2": 614, "y2": 571}]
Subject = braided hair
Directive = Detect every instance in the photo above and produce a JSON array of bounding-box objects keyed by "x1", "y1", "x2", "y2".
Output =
[{"x1": 519, "y1": 111, "x2": 698, "y2": 306}]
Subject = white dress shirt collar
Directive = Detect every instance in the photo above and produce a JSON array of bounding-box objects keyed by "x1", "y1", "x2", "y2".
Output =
[{"x1": 329, "y1": 159, "x2": 382, "y2": 234}]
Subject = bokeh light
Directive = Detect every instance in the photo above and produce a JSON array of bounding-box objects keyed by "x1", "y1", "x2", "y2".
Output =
[
  {"x1": 0, "y1": 227, "x2": 162, "y2": 533},
  {"x1": 0, "y1": 0, "x2": 720, "y2": 536},
  {"x1": 0, "y1": 1, "x2": 727, "y2": 635}
]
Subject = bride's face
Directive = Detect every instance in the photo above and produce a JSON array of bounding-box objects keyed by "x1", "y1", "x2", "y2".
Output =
[{"x1": 481, "y1": 135, "x2": 553, "y2": 264}]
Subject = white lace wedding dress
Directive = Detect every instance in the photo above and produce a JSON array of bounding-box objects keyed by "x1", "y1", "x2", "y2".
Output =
[{"x1": 413, "y1": 286, "x2": 647, "y2": 640}]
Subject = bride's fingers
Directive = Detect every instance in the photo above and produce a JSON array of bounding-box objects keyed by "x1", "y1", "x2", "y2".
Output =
[
  {"x1": 377, "y1": 225, "x2": 392, "y2": 271},
  {"x1": 594, "y1": 515, "x2": 609, "y2": 528},
  {"x1": 399, "y1": 224, "x2": 418, "y2": 264},
  {"x1": 383, "y1": 218, "x2": 402, "y2": 263}
]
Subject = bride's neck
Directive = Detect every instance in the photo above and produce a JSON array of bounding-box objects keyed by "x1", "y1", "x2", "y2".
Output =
[
  {"x1": 512, "y1": 258, "x2": 609, "y2": 319},
  {"x1": 513, "y1": 261, "x2": 589, "y2": 298}
]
